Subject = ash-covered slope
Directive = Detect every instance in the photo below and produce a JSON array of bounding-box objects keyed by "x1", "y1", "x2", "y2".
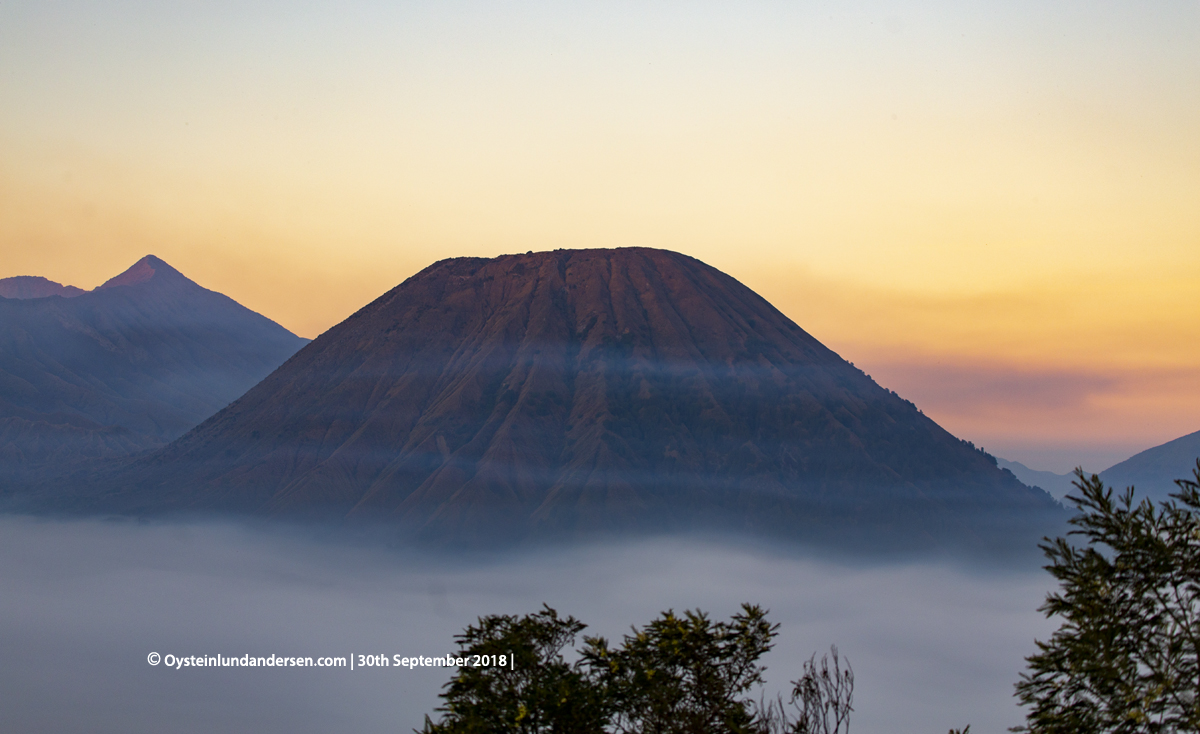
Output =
[
  {"x1": 99, "y1": 248, "x2": 1057, "y2": 546},
  {"x1": 0, "y1": 256, "x2": 308, "y2": 484}
]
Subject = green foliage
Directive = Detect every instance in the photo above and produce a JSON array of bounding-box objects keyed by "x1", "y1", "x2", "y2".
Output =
[
  {"x1": 421, "y1": 604, "x2": 787, "y2": 734},
  {"x1": 419, "y1": 605, "x2": 607, "y2": 734},
  {"x1": 582, "y1": 604, "x2": 779, "y2": 734},
  {"x1": 1013, "y1": 461, "x2": 1200, "y2": 733}
]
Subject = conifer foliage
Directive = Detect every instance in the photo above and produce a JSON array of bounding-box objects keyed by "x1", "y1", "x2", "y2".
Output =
[{"x1": 1014, "y1": 462, "x2": 1200, "y2": 733}]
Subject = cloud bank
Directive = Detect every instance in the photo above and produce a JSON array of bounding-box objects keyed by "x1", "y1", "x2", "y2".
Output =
[{"x1": 0, "y1": 516, "x2": 1055, "y2": 733}]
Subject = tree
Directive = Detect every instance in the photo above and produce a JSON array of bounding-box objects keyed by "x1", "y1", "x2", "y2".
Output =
[
  {"x1": 419, "y1": 604, "x2": 608, "y2": 733},
  {"x1": 421, "y1": 604, "x2": 782, "y2": 734},
  {"x1": 757, "y1": 647, "x2": 854, "y2": 734},
  {"x1": 1013, "y1": 461, "x2": 1200, "y2": 733},
  {"x1": 791, "y1": 646, "x2": 854, "y2": 734},
  {"x1": 582, "y1": 604, "x2": 779, "y2": 734}
]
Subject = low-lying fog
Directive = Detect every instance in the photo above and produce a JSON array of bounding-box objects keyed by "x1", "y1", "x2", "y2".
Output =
[{"x1": 0, "y1": 515, "x2": 1056, "y2": 733}]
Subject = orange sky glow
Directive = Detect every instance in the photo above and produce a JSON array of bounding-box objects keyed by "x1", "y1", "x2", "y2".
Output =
[{"x1": 2, "y1": 2, "x2": 1197, "y2": 472}]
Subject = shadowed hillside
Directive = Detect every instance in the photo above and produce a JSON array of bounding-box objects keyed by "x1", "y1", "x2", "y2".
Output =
[
  {"x1": 0, "y1": 256, "x2": 308, "y2": 486},
  {"x1": 1100, "y1": 429, "x2": 1200, "y2": 503}
]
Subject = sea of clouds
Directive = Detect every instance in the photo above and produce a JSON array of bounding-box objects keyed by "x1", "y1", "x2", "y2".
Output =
[{"x1": 0, "y1": 515, "x2": 1057, "y2": 733}]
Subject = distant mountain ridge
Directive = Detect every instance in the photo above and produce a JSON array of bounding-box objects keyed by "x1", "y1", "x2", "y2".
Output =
[
  {"x1": 0, "y1": 275, "x2": 85, "y2": 299},
  {"x1": 0, "y1": 255, "x2": 308, "y2": 487},
  {"x1": 997, "y1": 430, "x2": 1200, "y2": 505},
  {"x1": 90, "y1": 248, "x2": 1059, "y2": 549},
  {"x1": 1100, "y1": 429, "x2": 1200, "y2": 503},
  {"x1": 996, "y1": 459, "x2": 1076, "y2": 500}
]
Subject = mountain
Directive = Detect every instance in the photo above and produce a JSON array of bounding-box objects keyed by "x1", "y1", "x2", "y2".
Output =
[
  {"x1": 1100, "y1": 429, "x2": 1200, "y2": 503},
  {"x1": 996, "y1": 458, "x2": 1076, "y2": 500},
  {"x1": 0, "y1": 255, "x2": 308, "y2": 486},
  {"x1": 0, "y1": 276, "x2": 85, "y2": 299},
  {"x1": 90, "y1": 248, "x2": 1059, "y2": 548}
]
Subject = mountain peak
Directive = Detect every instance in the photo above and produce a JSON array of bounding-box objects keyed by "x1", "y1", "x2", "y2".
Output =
[
  {"x1": 0, "y1": 276, "x2": 86, "y2": 300},
  {"x1": 98, "y1": 255, "x2": 187, "y2": 290},
  {"x1": 108, "y1": 246, "x2": 1058, "y2": 547}
]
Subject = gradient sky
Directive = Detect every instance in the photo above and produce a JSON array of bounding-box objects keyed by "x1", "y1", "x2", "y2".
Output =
[{"x1": 2, "y1": 1, "x2": 1197, "y2": 472}]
